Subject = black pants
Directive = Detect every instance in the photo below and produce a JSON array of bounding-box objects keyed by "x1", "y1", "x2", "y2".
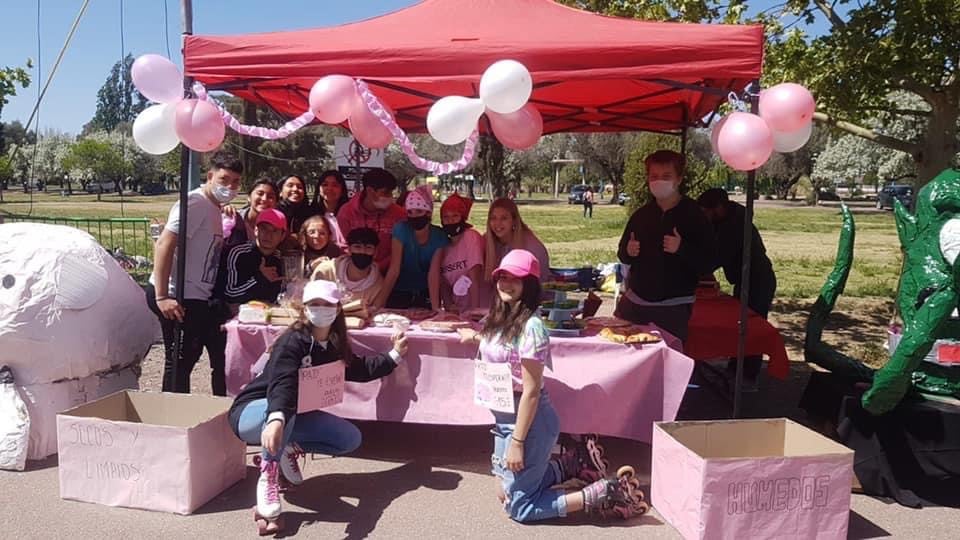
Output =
[
  {"x1": 145, "y1": 287, "x2": 227, "y2": 395},
  {"x1": 728, "y1": 275, "x2": 777, "y2": 378},
  {"x1": 614, "y1": 298, "x2": 693, "y2": 343},
  {"x1": 385, "y1": 289, "x2": 431, "y2": 310},
  {"x1": 583, "y1": 202, "x2": 593, "y2": 218}
]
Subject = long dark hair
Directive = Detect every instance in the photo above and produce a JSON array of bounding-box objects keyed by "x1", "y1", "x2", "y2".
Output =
[
  {"x1": 313, "y1": 170, "x2": 350, "y2": 214},
  {"x1": 279, "y1": 303, "x2": 353, "y2": 364},
  {"x1": 481, "y1": 275, "x2": 542, "y2": 344}
]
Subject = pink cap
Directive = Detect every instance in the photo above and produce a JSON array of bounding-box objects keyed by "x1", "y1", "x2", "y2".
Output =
[
  {"x1": 493, "y1": 249, "x2": 540, "y2": 279},
  {"x1": 256, "y1": 208, "x2": 287, "y2": 231},
  {"x1": 302, "y1": 280, "x2": 342, "y2": 304}
]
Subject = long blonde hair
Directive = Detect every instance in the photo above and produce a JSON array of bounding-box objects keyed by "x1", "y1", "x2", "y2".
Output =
[{"x1": 484, "y1": 198, "x2": 532, "y2": 281}]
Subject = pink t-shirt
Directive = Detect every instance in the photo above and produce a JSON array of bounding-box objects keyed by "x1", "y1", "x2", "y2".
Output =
[
  {"x1": 440, "y1": 228, "x2": 484, "y2": 285},
  {"x1": 478, "y1": 317, "x2": 552, "y2": 391}
]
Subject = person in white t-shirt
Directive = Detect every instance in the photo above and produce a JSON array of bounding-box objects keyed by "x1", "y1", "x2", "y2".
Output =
[
  {"x1": 146, "y1": 153, "x2": 243, "y2": 394},
  {"x1": 429, "y1": 193, "x2": 486, "y2": 312}
]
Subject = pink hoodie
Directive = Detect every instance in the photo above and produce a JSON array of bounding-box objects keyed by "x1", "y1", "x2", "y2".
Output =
[{"x1": 336, "y1": 193, "x2": 406, "y2": 274}]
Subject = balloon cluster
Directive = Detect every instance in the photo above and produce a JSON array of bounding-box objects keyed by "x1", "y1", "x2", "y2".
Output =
[
  {"x1": 426, "y1": 60, "x2": 543, "y2": 150},
  {"x1": 711, "y1": 83, "x2": 816, "y2": 171},
  {"x1": 131, "y1": 54, "x2": 225, "y2": 154}
]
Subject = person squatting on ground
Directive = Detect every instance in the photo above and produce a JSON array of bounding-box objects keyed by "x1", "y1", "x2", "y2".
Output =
[
  {"x1": 146, "y1": 152, "x2": 243, "y2": 395},
  {"x1": 458, "y1": 250, "x2": 648, "y2": 522},
  {"x1": 228, "y1": 279, "x2": 409, "y2": 523}
]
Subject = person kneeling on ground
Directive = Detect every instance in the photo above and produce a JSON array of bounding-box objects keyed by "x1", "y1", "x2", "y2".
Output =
[
  {"x1": 228, "y1": 280, "x2": 408, "y2": 523},
  {"x1": 458, "y1": 250, "x2": 648, "y2": 522}
]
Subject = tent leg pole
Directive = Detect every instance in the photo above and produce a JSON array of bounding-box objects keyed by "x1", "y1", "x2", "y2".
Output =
[{"x1": 733, "y1": 80, "x2": 760, "y2": 419}]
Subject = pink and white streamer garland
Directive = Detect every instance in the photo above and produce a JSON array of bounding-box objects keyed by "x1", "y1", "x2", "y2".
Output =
[{"x1": 192, "y1": 80, "x2": 479, "y2": 174}]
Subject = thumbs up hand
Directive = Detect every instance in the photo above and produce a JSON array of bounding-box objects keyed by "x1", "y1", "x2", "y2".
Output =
[
  {"x1": 663, "y1": 227, "x2": 682, "y2": 254},
  {"x1": 626, "y1": 231, "x2": 640, "y2": 257},
  {"x1": 259, "y1": 258, "x2": 282, "y2": 282}
]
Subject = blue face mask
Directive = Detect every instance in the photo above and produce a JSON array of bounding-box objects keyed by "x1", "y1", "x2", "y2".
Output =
[{"x1": 212, "y1": 184, "x2": 238, "y2": 204}]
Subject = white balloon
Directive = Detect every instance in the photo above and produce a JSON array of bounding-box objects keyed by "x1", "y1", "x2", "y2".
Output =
[
  {"x1": 133, "y1": 103, "x2": 180, "y2": 155},
  {"x1": 427, "y1": 96, "x2": 485, "y2": 145},
  {"x1": 479, "y1": 59, "x2": 532, "y2": 114},
  {"x1": 771, "y1": 121, "x2": 813, "y2": 153}
]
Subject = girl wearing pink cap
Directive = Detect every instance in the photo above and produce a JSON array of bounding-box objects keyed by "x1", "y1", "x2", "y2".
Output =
[
  {"x1": 458, "y1": 250, "x2": 647, "y2": 522},
  {"x1": 228, "y1": 280, "x2": 408, "y2": 531}
]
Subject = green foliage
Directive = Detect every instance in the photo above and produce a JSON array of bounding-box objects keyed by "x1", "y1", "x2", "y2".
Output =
[
  {"x1": 85, "y1": 54, "x2": 148, "y2": 134},
  {"x1": 0, "y1": 155, "x2": 12, "y2": 185},
  {"x1": 0, "y1": 61, "x2": 32, "y2": 119},
  {"x1": 62, "y1": 138, "x2": 129, "y2": 183}
]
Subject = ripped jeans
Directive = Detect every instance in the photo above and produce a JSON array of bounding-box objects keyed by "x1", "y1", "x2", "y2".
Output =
[{"x1": 491, "y1": 390, "x2": 567, "y2": 522}]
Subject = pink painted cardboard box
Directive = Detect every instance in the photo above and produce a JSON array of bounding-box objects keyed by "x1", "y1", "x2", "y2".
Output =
[
  {"x1": 56, "y1": 390, "x2": 246, "y2": 515},
  {"x1": 652, "y1": 419, "x2": 853, "y2": 540}
]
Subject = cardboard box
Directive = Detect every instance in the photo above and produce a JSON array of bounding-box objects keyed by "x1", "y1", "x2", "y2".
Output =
[
  {"x1": 652, "y1": 419, "x2": 853, "y2": 540},
  {"x1": 57, "y1": 390, "x2": 246, "y2": 514}
]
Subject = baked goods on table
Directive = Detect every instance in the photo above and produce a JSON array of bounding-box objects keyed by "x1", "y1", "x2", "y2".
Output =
[
  {"x1": 598, "y1": 326, "x2": 663, "y2": 344},
  {"x1": 238, "y1": 301, "x2": 270, "y2": 324},
  {"x1": 462, "y1": 308, "x2": 488, "y2": 322},
  {"x1": 372, "y1": 312, "x2": 412, "y2": 329},
  {"x1": 419, "y1": 312, "x2": 472, "y2": 332},
  {"x1": 584, "y1": 316, "x2": 633, "y2": 329},
  {"x1": 267, "y1": 306, "x2": 299, "y2": 326}
]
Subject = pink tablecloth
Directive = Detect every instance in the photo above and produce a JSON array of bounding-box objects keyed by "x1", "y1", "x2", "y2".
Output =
[{"x1": 224, "y1": 321, "x2": 694, "y2": 443}]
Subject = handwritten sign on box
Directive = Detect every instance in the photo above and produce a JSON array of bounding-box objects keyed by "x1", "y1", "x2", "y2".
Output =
[
  {"x1": 474, "y1": 360, "x2": 515, "y2": 413},
  {"x1": 297, "y1": 361, "x2": 346, "y2": 414}
]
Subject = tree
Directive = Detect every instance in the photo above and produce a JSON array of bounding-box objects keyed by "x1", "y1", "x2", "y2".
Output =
[
  {"x1": 62, "y1": 138, "x2": 128, "y2": 198},
  {"x1": 473, "y1": 135, "x2": 509, "y2": 198},
  {"x1": 0, "y1": 120, "x2": 36, "y2": 151},
  {"x1": 561, "y1": 0, "x2": 960, "y2": 190},
  {"x1": 568, "y1": 133, "x2": 639, "y2": 202},
  {"x1": 0, "y1": 62, "x2": 32, "y2": 122},
  {"x1": 84, "y1": 54, "x2": 148, "y2": 134},
  {"x1": 758, "y1": 126, "x2": 828, "y2": 199}
]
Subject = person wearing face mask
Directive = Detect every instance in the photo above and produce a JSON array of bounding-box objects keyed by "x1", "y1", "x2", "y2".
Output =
[
  {"x1": 428, "y1": 193, "x2": 487, "y2": 312},
  {"x1": 336, "y1": 168, "x2": 406, "y2": 275},
  {"x1": 228, "y1": 280, "x2": 408, "y2": 526},
  {"x1": 616, "y1": 150, "x2": 717, "y2": 343},
  {"x1": 378, "y1": 184, "x2": 449, "y2": 309},
  {"x1": 146, "y1": 152, "x2": 243, "y2": 394},
  {"x1": 312, "y1": 227, "x2": 384, "y2": 310}
]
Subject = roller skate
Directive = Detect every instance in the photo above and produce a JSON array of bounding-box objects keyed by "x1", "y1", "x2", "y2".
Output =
[
  {"x1": 555, "y1": 433, "x2": 608, "y2": 483},
  {"x1": 252, "y1": 445, "x2": 302, "y2": 491},
  {"x1": 253, "y1": 460, "x2": 284, "y2": 536},
  {"x1": 581, "y1": 465, "x2": 650, "y2": 520}
]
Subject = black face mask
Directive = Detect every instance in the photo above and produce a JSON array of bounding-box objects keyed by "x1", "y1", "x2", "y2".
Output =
[
  {"x1": 408, "y1": 216, "x2": 431, "y2": 231},
  {"x1": 350, "y1": 253, "x2": 374, "y2": 270},
  {"x1": 442, "y1": 222, "x2": 466, "y2": 238}
]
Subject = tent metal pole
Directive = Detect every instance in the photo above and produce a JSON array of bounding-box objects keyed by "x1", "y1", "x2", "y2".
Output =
[
  {"x1": 732, "y1": 80, "x2": 760, "y2": 418},
  {"x1": 170, "y1": 0, "x2": 194, "y2": 393}
]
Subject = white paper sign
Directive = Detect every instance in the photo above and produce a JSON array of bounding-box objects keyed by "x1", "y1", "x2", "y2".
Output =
[
  {"x1": 297, "y1": 362, "x2": 345, "y2": 414},
  {"x1": 474, "y1": 360, "x2": 515, "y2": 413}
]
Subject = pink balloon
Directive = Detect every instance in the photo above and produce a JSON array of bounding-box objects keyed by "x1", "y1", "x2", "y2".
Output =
[
  {"x1": 709, "y1": 115, "x2": 729, "y2": 154},
  {"x1": 309, "y1": 75, "x2": 359, "y2": 124},
  {"x1": 131, "y1": 54, "x2": 183, "y2": 104},
  {"x1": 488, "y1": 104, "x2": 543, "y2": 150},
  {"x1": 348, "y1": 98, "x2": 394, "y2": 149},
  {"x1": 759, "y1": 83, "x2": 816, "y2": 132},
  {"x1": 716, "y1": 112, "x2": 773, "y2": 171},
  {"x1": 174, "y1": 99, "x2": 225, "y2": 153}
]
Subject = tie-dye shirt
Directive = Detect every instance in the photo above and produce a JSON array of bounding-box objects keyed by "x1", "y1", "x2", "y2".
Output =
[{"x1": 478, "y1": 316, "x2": 552, "y2": 392}]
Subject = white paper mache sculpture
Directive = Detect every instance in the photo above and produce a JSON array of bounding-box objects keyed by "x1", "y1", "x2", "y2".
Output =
[{"x1": 0, "y1": 223, "x2": 156, "y2": 463}]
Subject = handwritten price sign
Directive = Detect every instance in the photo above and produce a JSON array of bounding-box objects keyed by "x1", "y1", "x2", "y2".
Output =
[
  {"x1": 474, "y1": 360, "x2": 515, "y2": 413},
  {"x1": 297, "y1": 362, "x2": 346, "y2": 414}
]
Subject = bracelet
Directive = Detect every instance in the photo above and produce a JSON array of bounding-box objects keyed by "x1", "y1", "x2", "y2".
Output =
[
  {"x1": 266, "y1": 418, "x2": 284, "y2": 426},
  {"x1": 155, "y1": 295, "x2": 169, "y2": 301},
  {"x1": 512, "y1": 435, "x2": 525, "y2": 444}
]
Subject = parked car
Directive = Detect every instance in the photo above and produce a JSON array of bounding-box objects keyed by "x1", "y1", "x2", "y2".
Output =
[
  {"x1": 567, "y1": 184, "x2": 589, "y2": 204},
  {"x1": 876, "y1": 184, "x2": 913, "y2": 210},
  {"x1": 139, "y1": 182, "x2": 168, "y2": 196},
  {"x1": 85, "y1": 180, "x2": 117, "y2": 194}
]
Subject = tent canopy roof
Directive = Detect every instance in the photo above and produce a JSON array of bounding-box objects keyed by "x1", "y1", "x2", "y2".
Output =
[{"x1": 184, "y1": 0, "x2": 763, "y2": 135}]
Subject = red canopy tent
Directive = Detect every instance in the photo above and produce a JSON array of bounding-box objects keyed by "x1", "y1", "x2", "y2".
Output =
[{"x1": 183, "y1": 0, "x2": 763, "y2": 134}]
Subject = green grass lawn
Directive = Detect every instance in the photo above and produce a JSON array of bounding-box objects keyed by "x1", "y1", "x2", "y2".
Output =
[{"x1": 1, "y1": 191, "x2": 901, "y2": 299}]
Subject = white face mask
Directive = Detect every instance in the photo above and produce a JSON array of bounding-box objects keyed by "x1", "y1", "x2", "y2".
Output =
[
  {"x1": 212, "y1": 184, "x2": 238, "y2": 204},
  {"x1": 649, "y1": 180, "x2": 676, "y2": 200},
  {"x1": 305, "y1": 306, "x2": 339, "y2": 328}
]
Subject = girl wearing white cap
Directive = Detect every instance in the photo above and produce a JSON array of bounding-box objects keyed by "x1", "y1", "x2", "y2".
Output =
[
  {"x1": 378, "y1": 184, "x2": 449, "y2": 309},
  {"x1": 459, "y1": 249, "x2": 647, "y2": 522},
  {"x1": 228, "y1": 280, "x2": 408, "y2": 530}
]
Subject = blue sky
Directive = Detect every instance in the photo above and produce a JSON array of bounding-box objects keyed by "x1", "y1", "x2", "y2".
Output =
[{"x1": 1, "y1": 0, "x2": 836, "y2": 135}]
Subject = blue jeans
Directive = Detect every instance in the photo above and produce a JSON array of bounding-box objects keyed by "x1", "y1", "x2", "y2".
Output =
[
  {"x1": 491, "y1": 391, "x2": 567, "y2": 522},
  {"x1": 236, "y1": 399, "x2": 362, "y2": 462}
]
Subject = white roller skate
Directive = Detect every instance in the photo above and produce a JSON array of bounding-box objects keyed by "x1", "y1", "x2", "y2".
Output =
[
  {"x1": 253, "y1": 460, "x2": 283, "y2": 535},
  {"x1": 581, "y1": 465, "x2": 650, "y2": 519}
]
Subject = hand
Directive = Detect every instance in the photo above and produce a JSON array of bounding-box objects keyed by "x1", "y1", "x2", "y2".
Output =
[
  {"x1": 458, "y1": 327, "x2": 479, "y2": 344},
  {"x1": 627, "y1": 231, "x2": 640, "y2": 257},
  {"x1": 261, "y1": 420, "x2": 283, "y2": 456},
  {"x1": 391, "y1": 331, "x2": 409, "y2": 356},
  {"x1": 221, "y1": 204, "x2": 237, "y2": 218},
  {"x1": 505, "y1": 438, "x2": 525, "y2": 472},
  {"x1": 259, "y1": 259, "x2": 282, "y2": 282},
  {"x1": 663, "y1": 227, "x2": 681, "y2": 254},
  {"x1": 157, "y1": 297, "x2": 185, "y2": 322}
]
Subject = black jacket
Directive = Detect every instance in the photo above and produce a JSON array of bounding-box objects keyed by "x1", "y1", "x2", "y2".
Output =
[
  {"x1": 713, "y1": 201, "x2": 775, "y2": 289},
  {"x1": 228, "y1": 328, "x2": 398, "y2": 432},
  {"x1": 617, "y1": 197, "x2": 717, "y2": 302},
  {"x1": 216, "y1": 241, "x2": 284, "y2": 304},
  {"x1": 278, "y1": 199, "x2": 320, "y2": 234}
]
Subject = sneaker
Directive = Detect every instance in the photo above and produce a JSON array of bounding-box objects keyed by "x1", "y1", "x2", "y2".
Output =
[
  {"x1": 581, "y1": 466, "x2": 649, "y2": 519},
  {"x1": 555, "y1": 434, "x2": 607, "y2": 483},
  {"x1": 279, "y1": 443, "x2": 304, "y2": 486},
  {"x1": 256, "y1": 460, "x2": 282, "y2": 519}
]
